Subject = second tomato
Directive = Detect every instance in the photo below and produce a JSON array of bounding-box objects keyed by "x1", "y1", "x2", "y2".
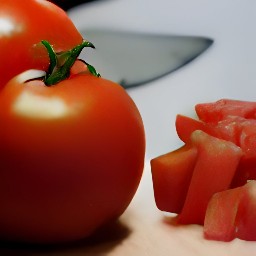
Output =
[{"x1": 0, "y1": 0, "x2": 82, "y2": 88}]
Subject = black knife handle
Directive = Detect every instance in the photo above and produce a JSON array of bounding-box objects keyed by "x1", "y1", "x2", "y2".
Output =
[{"x1": 50, "y1": 0, "x2": 99, "y2": 11}]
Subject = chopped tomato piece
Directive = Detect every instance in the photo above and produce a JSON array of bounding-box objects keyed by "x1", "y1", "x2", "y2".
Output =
[
  {"x1": 204, "y1": 181, "x2": 256, "y2": 241},
  {"x1": 239, "y1": 123, "x2": 256, "y2": 159},
  {"x1": 177, "y1": 130, "x2": 242, "y2": 225},
  {"x1": 204, "y1": 185, "x2": 243, "y2": 241},
  {"x1": 195, "y1": 99, "x2": 256, "y2": 123},
  {"x1": 236, "y1": 181, "x2": 256, "y2": 241},
  {"x1": 151, "y1": 144, "x2": 197, "y2": 213},
  {"x1": 175, "y1": 114, "x2": 207, "y2": 143}
]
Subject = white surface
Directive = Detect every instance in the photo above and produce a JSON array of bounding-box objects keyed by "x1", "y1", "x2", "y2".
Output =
[{"x1": 66, "y1": 2, "x2": 256, "y2": 255}]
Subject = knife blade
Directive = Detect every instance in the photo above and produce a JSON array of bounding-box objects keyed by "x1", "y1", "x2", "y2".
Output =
[{"x1": 80, "y1": 29, "x2": 213, "y2": 88}]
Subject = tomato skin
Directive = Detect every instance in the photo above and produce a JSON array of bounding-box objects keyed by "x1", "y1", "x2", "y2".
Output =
[
  {"x1": 0, "y1": 69, "x2": 145, "y2": 243},
  {"x1": 0, "y1": 0, "x2": 82, "y2": 88}
]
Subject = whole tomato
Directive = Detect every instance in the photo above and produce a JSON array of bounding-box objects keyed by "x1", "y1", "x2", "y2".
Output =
[
  {"x1": 0, "y1": 42, "x2": 145, "y2": 243},
  {"x1": 0, "y1": 0, "x2": 82, "y2": 88}
]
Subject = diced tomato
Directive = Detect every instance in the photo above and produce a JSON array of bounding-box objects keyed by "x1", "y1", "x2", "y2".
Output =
[
  {"x1": 176, "y1": 114, "x2": 254, "y2": 146},
  {"x1": 204, "y1": 181, "x2": 256, "y2": 241},
  {"x1": 204, "y1": 185, "x2": 243, "y2": 241},
  {"x1": 239, "y1": 123, "x2": 256, "y2": 159},
  {"x1": 152, "y1": 98, "x2": 256, "y2": 242},
  {"x1": 176, "y1": 114, "x2": 252, "y2": 186},
  {"x1": 177, "y1": 130, "x2": 242, "y2": 225},
  {"x1": 176, "y1": 113, "x2": 256, "y2": 184},
  {"x1": 151, "y1": 144, "x2": 197, "y2": 213},
  {"x1": 231, "y1": 156, "x2": 256, "y2": 188},
  {"x1": 195, "y1": 99, "x2": 256, "y2": 123},
  {"x1": 175, "y1": 114, "x2": 207, "y2": 143},
  {"x1": 175, "y1": 114, "x2": 242, "y2": 144},
  {"x1": 236, "y1": 181, "x2": 256, "y2": 241}
]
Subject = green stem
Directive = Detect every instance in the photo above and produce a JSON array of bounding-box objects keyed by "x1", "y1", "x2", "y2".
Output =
[{"x1": 41, "y1": 40, "x2": 100, "y2": 86}]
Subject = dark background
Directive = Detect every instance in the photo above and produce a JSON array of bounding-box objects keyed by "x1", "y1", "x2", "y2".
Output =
[{"x1": 50, "y1": 0, "x2": 100, "y2": 10}]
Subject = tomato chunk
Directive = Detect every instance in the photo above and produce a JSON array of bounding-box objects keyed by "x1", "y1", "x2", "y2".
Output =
[
  {"x1": 177, "y1": 130, "x2": 242, "y2": 225},
  {"x1": 236, "y1": 181, "x2": 256, "y2": 241},
  {"x1": 175, "y1": 114, "x2": 207, "y2": 143},
  {"x1": 204, "y1": 181, "x2": 256, "y2": 241},
  {"x1": 151, "y1": 144, "x2": 197, "y2": 213},
  {"x1": 195, "y1": 99, "x2": 256, "y2": 123}
]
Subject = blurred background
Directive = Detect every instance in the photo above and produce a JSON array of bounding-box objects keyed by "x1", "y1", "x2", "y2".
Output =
[{"x1": 52, "y1": 0, "x2": 256, "y2": 160}]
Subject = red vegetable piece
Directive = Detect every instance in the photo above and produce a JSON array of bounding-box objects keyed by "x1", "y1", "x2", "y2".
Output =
[
  {"x1": 236, "y1": 181, "x2": 256, "y2": 241},
  {"x1": 175, "y1": 114, "x2": 208, "y2": 143},
  {"x1": 177, "y1": 130, "x2": 242, "y2": 225},
  {"x1": 195, "y1": 99, "x2": 256, "y2": 123},
  {"x1": 204, "y1": 181, "x2": 256, "y2": 241},
  {"x1": 239, "y1": 123, "x2": 256, "y2": 159},
  {"x1": 151, "y1": 144, "x2": 198, "y2": 213},
  {"x1": 204, "y1": 186, "x2": 242, "y2": 241}
]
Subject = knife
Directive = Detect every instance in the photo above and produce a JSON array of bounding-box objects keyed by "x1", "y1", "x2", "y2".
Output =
[
  {"x1": 80, "y1": 29, "x2": 213, "y2": 88},
  {"x1": 51, "y1": 1, "x2": 213, "y2": 88}
]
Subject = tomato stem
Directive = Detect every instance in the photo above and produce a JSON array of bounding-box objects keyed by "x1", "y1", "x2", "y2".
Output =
[{"x1": 41, "y1": 40, "x2": 100, "y2": 86}]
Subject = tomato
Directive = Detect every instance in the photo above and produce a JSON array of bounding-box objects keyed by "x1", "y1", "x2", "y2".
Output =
[
  {"x1": 151, "y1": 144, "x2": 198, "y2": 214},
  {"x1": 0, "y1": 57, "x2": 145, "y2": 243},
  {"x1": 0, "y1": 0, "x2": 82, "y2": 88},
  {"x1": 204, "y1": 181, "x2": 256, "y2": 241}
]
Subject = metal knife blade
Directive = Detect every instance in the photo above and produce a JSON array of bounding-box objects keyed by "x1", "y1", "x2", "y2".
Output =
[{"x1": 80, "y1": 29, "x2": 213, "y2": 88}]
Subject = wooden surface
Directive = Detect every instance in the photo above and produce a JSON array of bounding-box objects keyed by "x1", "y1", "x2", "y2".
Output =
[{"x1": 1, "y1": 162, "x2": 256, "y2": 256}]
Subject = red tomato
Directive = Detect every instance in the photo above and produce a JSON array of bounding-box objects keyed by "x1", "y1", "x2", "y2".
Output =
[
  {"x1": 151, "y1": 144, "x2": 198, "y2": 214},
  {"x1": 0, "y1": 63, "x2": 145, "y2": 243},
  {"x1": 0, "y1": 0, "x2": 82, "y2": 88},
  {"x1": 204, "y1": 181, "x2": 256, "y2": 241}
]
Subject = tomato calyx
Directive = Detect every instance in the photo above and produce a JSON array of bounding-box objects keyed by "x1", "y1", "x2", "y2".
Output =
[{"x1": 41, "y1": 40, "x2": 100, "y2": 86}]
